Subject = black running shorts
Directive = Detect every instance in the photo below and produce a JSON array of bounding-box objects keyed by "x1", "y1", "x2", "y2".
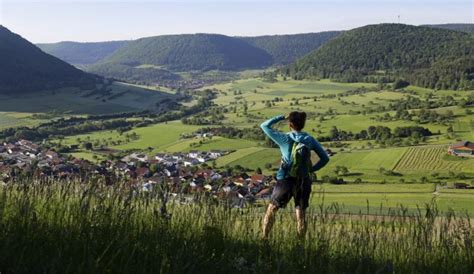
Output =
[{"x1": 271, "y1": 176, "x2": 312, "y2": 210}]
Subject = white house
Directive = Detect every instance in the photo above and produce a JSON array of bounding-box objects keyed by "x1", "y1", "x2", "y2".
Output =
[
  {"x1": 183, "y1": 158, "x2": 199, "y2": 167},
  {"x1": 123, "y1": 153, "x2": 148, "y2": 163},
  {"x1": 209, "y1": 150, "x2": 223, "y2": 159},
  {"x1": 196, "y1": 155, "x2": 209, "y2": 163},
  {"x1": 155, "y1": 153, "x2": 167, "y2": 161},
  {"x1": 188, "y1": 150, "x2": 199, "y2": 159}
]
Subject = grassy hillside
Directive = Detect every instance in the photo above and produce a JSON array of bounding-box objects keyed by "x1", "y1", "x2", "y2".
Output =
[
  {"x1": 0, "y1": 25, "x2": 98, "y2": 93},
  {"x1": 0, "y1": 82, "x2": 175, "y2": 115},
  {"x1": 240, "y1": 31, "x2": 341, "y2": 65},
  {"x1": 286, "y1": 24, "x2": 474, "y2": 90},
  {"x1": 37, "y1": 40, "x2": 128, "y2": 67},
  {"x1": 0, "y1": 180, "x2": 471, "y2": 273}
]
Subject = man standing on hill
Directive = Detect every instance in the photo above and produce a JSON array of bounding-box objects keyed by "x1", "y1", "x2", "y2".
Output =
[{"x1": 260, "y1": 112, "x2": 329, "y2": 239}]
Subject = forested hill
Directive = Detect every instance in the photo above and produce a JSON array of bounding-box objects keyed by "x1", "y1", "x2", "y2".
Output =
[
  {"x1": 0, "y1": 26, "x2": 98, "y2": 93},
  {"x1": 423, "y1": 24, "x2": 474, "y2": 33},
  {"x1": 285, "y1": 24, "x2": 474, "y2": 90},
  {"x1": 40, "y1": 32, "x2": 341, "y2": 70},
  {"x1": 240, "y1": 31, "x2": 341, "y2": 65},
  {"x1": 37, "y1": 41, "x2": 128, "y2": 67},
  {"x1": 92, "y1": 34, "x2": 273, "y2": 71}
]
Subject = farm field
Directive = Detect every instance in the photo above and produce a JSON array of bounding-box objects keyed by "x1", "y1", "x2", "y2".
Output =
[
  {"x1": 394, "y1": 145, "x2": 473, "y2": 173},
  {"x1": 60, "y1": 121, "x2": 201, "y2": 153},
  {"x1": 318, "y1": 147, "x2": 407, "y2": 176},
  {"x1": 220, "y1": 147, "x2": 281, "y2": 170},
  {"x1": 215, "y1": 146, "x2": 266, "y2": 166},
  {"x1": 162, "y1": 136, "x2": 259, "y2": 153},
  {"x1": 310, "y1": 192, "x2": 474, "y2": 215},
  {"x1": 310, "y1": 183, "x2": 474, "y2": 215},
  {"x1": 0, "y1": 112, "x2": 46, "y2": 129}
]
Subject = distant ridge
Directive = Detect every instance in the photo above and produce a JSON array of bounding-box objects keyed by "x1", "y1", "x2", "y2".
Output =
[
  {"x1": 240, "y1": 31, "x2": 341, "y2": 65},
  {"x1": 37, "y1": 40, "x2": 129, "y2": 67},
  {"x1": 0, "y1": 26, "x2": 98, "y2": 93},
  {"x1": 286, "y1": 24, "x2": 474, "y2": 90},
  {"x1": 38, "y1": 32, "x2": 341, "y2": 69},
  {"x1": 422, "y1": 23, "x2": 474, "y2": 33}
]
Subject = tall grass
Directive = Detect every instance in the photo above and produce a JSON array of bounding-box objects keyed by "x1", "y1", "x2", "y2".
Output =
[{"x1": 0, "y1": 179, "x2": 472, "y2": 273}]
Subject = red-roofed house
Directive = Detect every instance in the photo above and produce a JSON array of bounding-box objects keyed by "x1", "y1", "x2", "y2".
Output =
[
  {"x1": 250, "y1": 174, "x2": 265, "y2": 184},
  {"x1": 448, "y1": 141, "x2": 474, "y2": 157}
]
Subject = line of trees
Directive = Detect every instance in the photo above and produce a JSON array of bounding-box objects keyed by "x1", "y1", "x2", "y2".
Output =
[{"x1": 319, "y1": 125, "x2": 433, "y2": 142}]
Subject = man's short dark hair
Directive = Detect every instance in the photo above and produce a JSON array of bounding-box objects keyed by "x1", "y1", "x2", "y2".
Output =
[{"x1": 288, "y1": 111, "x2": 306, "y2": 131}]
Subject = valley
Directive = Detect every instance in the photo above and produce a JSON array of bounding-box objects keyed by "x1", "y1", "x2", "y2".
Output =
[
  {"x1": 0, "y1": 6, "x2": 473, "y2": 272},
  {"x1": 36, "y1": 76, "x2": 473, "y2": 215}
]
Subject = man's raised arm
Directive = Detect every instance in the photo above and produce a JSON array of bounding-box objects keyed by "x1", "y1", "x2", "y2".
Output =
[{"x1": 260, "y1": 115, "x2": 287, "y2": 147}]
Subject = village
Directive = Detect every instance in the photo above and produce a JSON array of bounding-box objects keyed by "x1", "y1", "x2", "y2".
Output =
[
  {"x1": 1, "y1": 138, "x2": 473, "y2": 206},
  {"x1": 0, "y1": 139, "x2": 273, "y2": 207}
]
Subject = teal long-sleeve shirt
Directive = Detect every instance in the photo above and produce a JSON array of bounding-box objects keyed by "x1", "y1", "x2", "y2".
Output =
[{"x1": 260, "y1": 115, "x2": 330, "y2": 180}]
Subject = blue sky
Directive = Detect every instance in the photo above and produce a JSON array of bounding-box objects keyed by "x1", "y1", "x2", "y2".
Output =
[{"x1": 1, "y1": 0, "x2": 472, "y2": 43}]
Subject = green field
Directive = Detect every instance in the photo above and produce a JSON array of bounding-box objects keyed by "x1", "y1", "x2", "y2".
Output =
[
  {"x1": 394, "y1": 145, "x2": 474, "y2": 173},
  {"x1": 222, "y1": 148, "x2": 281, "y2": 170},
  {"x1": 0, "y1": 112, "x2": 47, "y2": 129},
  {"x1": 310, "y1": 183, "x2": 473, "y2": 215},
  {"x1": 60, "y1": 121, "x2": 201, "y2": 154},
  {"x1": 318, "y1": 147, "x2": 407, "y2": 179},
  {"x1": 162, "y1": 136, "x2": 259, "y2": 153}
]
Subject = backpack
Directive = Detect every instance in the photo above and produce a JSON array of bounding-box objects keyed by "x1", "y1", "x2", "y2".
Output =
[{"x1": 288, "y1": 141, "x2": 312, "y2": 178}]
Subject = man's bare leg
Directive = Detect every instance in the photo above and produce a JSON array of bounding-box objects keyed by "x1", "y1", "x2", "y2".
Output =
[
  {"x1": 262, "y1": 203, "x2": 278, "y2": 239},
  {"x1": 296, "y1": 208, "x2": 306, "y2": 238}
]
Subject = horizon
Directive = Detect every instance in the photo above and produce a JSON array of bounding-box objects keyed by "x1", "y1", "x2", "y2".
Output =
[
  {"x1": 2, "y1": 22, "x2": 473, "y2": 44},
  {"x1": 1, "y1": 0, "x2": 472, "y2": 43}
]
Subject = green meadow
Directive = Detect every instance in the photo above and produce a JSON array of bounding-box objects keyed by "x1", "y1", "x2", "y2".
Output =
[
  {"x1": 0, "y1": 82, "x2": 173, "y2": 116},
  {"x1": 310, "y1": 183, "x2": 474, "y2": 215},
  {"x1": 0, "y1": 112, "x2": 46, "y2": 129}
]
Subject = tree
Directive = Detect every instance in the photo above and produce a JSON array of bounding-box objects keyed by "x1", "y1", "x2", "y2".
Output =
[
  {"x1": 83, "y1": 142, "x2": 93, "y2": 150},
  {"x1": 392, "y1": 79, "x2": 410, "y2": 90},
  {"x1": 335, "y1": 166, "x2": 349, "y2": 176}
]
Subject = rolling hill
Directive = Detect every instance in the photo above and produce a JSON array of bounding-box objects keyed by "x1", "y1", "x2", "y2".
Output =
[
  {"x1": 39, "y1": 32, "x2": 340, "y2": 68},
  {"x1": 286, "y1": 24, "x2": 474, "y2": 90},
  {"x1": 0, "y1": 26, "x2": 175, "y2": 114},
  {"x1": 0, "y1": 25, "x2": 98, "y2": 93},
  {"x1": 85, "y1": 32, "x2": 343, "y2": 85},
  {"x1": 240, "y1": 31, "x2": 341, "y2": 65},
  {"x1": 92, "y1": 34, "x2": 273, "y2": 72},
  {"x1": 37, "y1": 40, "x2": 128, "y2": 67}
]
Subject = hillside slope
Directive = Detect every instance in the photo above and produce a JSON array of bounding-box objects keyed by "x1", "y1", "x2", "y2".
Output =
[
  {"x1": 423, "y1": 23, "x2": 474, "y2": 33},
  {"x1": 286, "y1": 24, "x2": 474, "y2": 90},
  {"x1": 241, "y1": 31, "x2": 341, "y2": 65},
  {"x1": 0, "y1": 26, "x2": 98, "y2": 93},
  {"x1": 37, "y1": 41, "x2": 128, "y2": 67}
]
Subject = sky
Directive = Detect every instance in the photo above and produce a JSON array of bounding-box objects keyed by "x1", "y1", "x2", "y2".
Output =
[{"x1": 0, "y1": 0, "x2": 472, "y2": 43}]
